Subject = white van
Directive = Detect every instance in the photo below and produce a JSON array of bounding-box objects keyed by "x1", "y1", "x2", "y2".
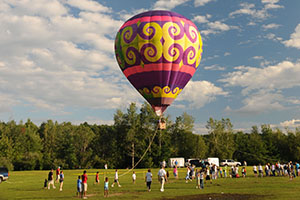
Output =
[
  {"x1": 207, "y1": 157, "x2": 219, "y2": 167},
  {"x1": 168, "y1": 158, "x2": 185, "y2": 168}
]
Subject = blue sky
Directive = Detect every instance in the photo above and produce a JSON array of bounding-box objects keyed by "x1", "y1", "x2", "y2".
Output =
[{"x1": 0, "y1": 0, "x2": 300, "y2": 134}]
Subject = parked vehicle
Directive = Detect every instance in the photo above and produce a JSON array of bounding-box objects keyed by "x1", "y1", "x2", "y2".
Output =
[
  {"x1": 168, "y1": 157, "x2": 185, "y2": 168},
  {"x1": 220, "y1": 159, "x2": 241, "y2": 167},
  {"x1": 207, "y1": 157, "x2": 219, "y2": 167},
  {"x1": 0, "y1": 167, "x2": 9, "y2": 183},
  {"x1": 185, "y1": 158, "x2": 210, "y2": 167}
]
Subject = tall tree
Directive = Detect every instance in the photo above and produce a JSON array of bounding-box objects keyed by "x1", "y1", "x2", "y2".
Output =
[{"x1": 206, "y1": 118, "x2": 235, "y2": 159}]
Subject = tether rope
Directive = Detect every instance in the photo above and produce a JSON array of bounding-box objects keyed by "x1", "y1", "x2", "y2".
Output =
[{"x1": 104, "y1": 123, "x2": 160, "y2": 179}]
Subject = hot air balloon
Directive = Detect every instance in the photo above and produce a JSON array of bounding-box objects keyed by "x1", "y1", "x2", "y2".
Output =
[{"x1": 114, "y1": 10, "x2": 203, "y2": 116}]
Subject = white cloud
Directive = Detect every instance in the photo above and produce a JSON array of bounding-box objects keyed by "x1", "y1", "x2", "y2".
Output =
[
  {"x1": 230, "y1": 1, "x2": 283, "y2": 20},
  {"x1": 283, "y1": 24, "x2": 300, "y2": 49},
  {"x1": 204, "y1": 64, "x2": 225, "y2": 71},
  {"x1": 224, "y1": 52, "x2": 231, "y2": 56},
  {"x1": 0, "y1": 0, "x2": 142, "y2": 118},
  {"x1": 220, "y1": 61, "x2": 300, "y2": 114},
  {"x1": 253, "y1": 56, "x2": 264, "y2": 60},
  {"x1": 236, "y1": 91, "x2": 285, "y2": 114},
  {"x1": 66, "y1": 0, "x2": 112, "y2": 12},
  {"x1": 262, "y1": 23, "x2": 280, "y2": 30},
  {"x1": 192, "y1": 15, "x2": 211, "y2": 24},
  {"x1": 262, "y1": 0, "x2": 284, "y2": 10},
  {"x1": 193, "y1": 123, "x2": 208, "y2": 135},
  {"x1": 201, "y1": 21, "x2": 238, "y2": 35},
  {"x1": 265, "y1": 33, "x2": 283, "y2": 41},
  {"x1": 280, "y1": 119, "x2": 300, "y2": 128},
  {"x1": 208, "y1": 21, "x2": 231, "y2": 31},
  {"x1": 2, "y1": 0, "x2": 68, "y2": 17},
  {"x1": 261, "y1": 0, "x2": 279, "y2": 4},
  {"x1": 176, "y1": 80, "x2": 228, "y2": 109},
  {"x1": 194, "y1": 0, "x2": 214, "y2": 7},
  {"x1": 153, "y1": 0, "x2": 189, "y2": 10},
  {"x1": 0, "y1": 93, "x2": 19, "y2": 113},
  {"x1": 221, "y1": 61, "x2": 300, "y2": 95},
  {"x1": 229, "y1": 3, "x2": 259, "y2": 18}
]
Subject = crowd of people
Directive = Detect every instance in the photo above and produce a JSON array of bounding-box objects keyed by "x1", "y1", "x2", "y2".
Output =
[
  {"x1": 253, "y1": 161, "x2": 300, "y2": 180},
  {"x1": 43, "y1": 161, "x2": 300, "y2": 198}
]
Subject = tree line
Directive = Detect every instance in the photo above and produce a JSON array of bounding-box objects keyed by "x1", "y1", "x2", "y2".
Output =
[{"x1": 0, "y1": 102, "x2": 300, "y2": 170}]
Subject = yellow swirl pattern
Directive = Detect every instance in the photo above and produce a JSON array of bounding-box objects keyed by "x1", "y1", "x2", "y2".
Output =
[
  {"x1": 117, "y1": 17, "x2": 203, "y2": 69},
  {"x1": 138, "y1": 22, "x2": 163, "y2": 62},
  {"x1": 196, "y1": 33, "x2": 203, "y2": 68},
  {"x1": 162, "y1": 22, "x2": 185, "y2": 63},
  {"x1": 123, "y1": 47, "x2": 137, "y2": 66},
  {"x1": 139, "y1": 86, "x2": 182, "y2": 99}
]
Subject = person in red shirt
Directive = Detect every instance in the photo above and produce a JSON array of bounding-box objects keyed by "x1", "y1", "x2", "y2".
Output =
[
  {"x1": 95, "y1": 171, "x2": 99, "y2": 184},
  {"x1": 56, "y1": 167, "x2": 60, "y2": 183},
  {"x1": 82, "y1": 171, "x2": 88, "y2": 199}
]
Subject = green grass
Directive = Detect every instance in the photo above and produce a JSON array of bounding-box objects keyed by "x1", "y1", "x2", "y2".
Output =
[{"x1": 1, "y1": 167, "x2": 300, "y2": 200}]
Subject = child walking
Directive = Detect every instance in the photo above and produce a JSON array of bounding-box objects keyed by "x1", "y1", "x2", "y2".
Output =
[
  {"x1": 145, "y1": 169, "x2": 152, "y2": 192},
  {"x1": 59, "y1": 170, "x2": 64, "y2": 191},
  {"x1": 104, "y1": 177, "x2": 109, "y2": 197}
]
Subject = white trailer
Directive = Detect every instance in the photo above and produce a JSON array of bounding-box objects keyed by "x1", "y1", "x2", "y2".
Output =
[
  {"x1": 168, "y1": 157, "x2": 185, "y2": 168},
  {"x1": 207, "y1": 157, "x2": 219, "y2": 167}
]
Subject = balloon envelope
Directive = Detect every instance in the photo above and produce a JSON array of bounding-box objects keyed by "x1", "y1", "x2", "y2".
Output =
[{"x1": 115, "y1": 10, "x2": 203, "y2": 115}]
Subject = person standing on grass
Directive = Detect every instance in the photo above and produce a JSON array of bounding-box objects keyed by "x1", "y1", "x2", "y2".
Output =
[
  {"x1": 59, "y1": 170, "x2": 64, "y2": 191},
  {"x1": 191, "y1": 165, "x2": 196, "y2": 180},
  {"x1": 111, "y1": 169, "x2": 121, "y2": 187},
  {"x1": 224, "y1": 165, "x2": 227, "y2": 178},
  {"x1": 95, "y1": 171, "x2": 99, "y2": 184},
  {"x1": 82, "y1": 170, "x2": 88, "y2": 199},
  {"x1": 77, "y1": 176, "x2": 82, "y2": 198},
  {"x1": 158, "y1": 165, "x2": 168, "y2": 192},
  {"x1": 48, "y1": 169, "x2": 56, "y2": 189},
  {"x1": 271, "y1": 164, "x2": 276, "y2": 176},
  {"x1": 265, "y1": 164, "x2": 269, "y2": 176},
  {"x1": 196, "y1": 169, "x2": 201, "y2": 189},
  {"x1": 132, "y1": 171, "x2": 136, "y2": 184},
  {"x1": 242, "y1": 167, "x2": 246, "y2": 178},
  {"x1": 56, "y1": 167, "x2": 60, "y2": 183},
  {"x1": 173, "y1": 166, "x2": 178, "y2": 179},
  {"x1": 253, "y1": 165, "x2": 258, "y2": 177},
  {"x1": 104, "y1": 177, "x2": 109, "y2": 197},
  {"x1": 295, "y1": 162, "x2": 299, "y2": 176},
  {"x1": 145, "y1": 169, "x2": 152, "y2": 192},
  {"x1": 258, "y1": 164, "x2": 263, "y2": 177},
  {"x1": 200, "y1": 169, "x2": 204, "y2": 189},
  {"x1": 205, "y1": 167, "x2": 211, "y2": 184},
  {"x1": 185, "y1": 166, "x2": 191, "y2": 183}
]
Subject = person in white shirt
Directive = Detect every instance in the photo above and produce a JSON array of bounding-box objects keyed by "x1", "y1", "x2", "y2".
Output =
[
  {"x1": 111, "y1": 169, "x2": 121, "y2": 187},
  {"x1": 145, "y1": 169, "x2": 152, "y2": 192},
  {"x1": 258, "y1": 164, "x2": 263, "y2": 177},
  {"x1": 253, "y1": 165, "x2": 258, "y2": 177},
  {"x1": 132, "y1": 171, "x2": 136, "y2": 184},
  {"x1": 157, "y1": 166, "x2": 168, "y2": 192}
]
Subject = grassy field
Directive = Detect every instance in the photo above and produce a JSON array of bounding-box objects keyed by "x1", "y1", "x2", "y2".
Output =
[{"x1": 1, "y1": 167, "x2": 300, "y2": 200}]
